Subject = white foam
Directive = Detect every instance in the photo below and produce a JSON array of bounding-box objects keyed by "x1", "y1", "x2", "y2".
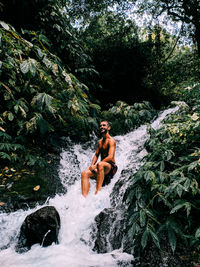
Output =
[{"x1": 0, "y1": 106, "x2": 179, "y2": 267}]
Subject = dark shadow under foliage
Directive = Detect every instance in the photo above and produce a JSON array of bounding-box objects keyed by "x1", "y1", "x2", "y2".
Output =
[
  {"x1": 0, "y1": 0, "x2": 170, "y2": 110},
  {"x1": 1, "y1": 0, "x2": 50, "y2": 30},
  {"x1": 92, "y1": 41, "x2": 166, "y2": 109}
]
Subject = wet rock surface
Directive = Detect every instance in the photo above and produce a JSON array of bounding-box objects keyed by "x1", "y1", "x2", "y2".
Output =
[
  {"x1": 0, "y1": 138, "x2": 67, "y2": 213},
  {"x1": 92, "y1": 208, "x2": 125, "y2": 253},
  {"x1": 16, "y1": 206, "x2": 60, "y2": 253}
]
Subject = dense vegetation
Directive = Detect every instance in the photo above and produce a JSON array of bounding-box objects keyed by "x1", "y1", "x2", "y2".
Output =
[
  {"x1": 0, "y1": 21, "x2": 155, "y2": 207},
  {"x1": 0, "y1": 0, "x2": 200, "y2": 263},
  {"x1": 125, "y1": 85, "x2": 200, "y2": 263},
  {"x1": 0, "y1": 22, "x2": 101, "y2": 164}
]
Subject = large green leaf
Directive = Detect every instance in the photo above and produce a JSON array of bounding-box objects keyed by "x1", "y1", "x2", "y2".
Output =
[
  {"x1": 141, "y1": 229, "x2": 149, "y2": 249},
  {"x1": 8, "y1": 112, "x2": 14, "y2": 121},
  {"x1": 20, "y1": 60, "x2": 29, "y2": 74},
  {"x1": 160, "y1": 161, "x2": 165, "y2": 171},
  {"x1": 144, "y1": 170, "x2": 156, "y2": 182},
  {"x1": 0, "y1": 151, "x2": 11, "y2": 160},
  {"x1": 38, "y1": 118, "x2": 49, "y2": 135},
  {"x1": 29, "y1": 58, "x2": 37, "y2": 76},
  {"x1": 140, "y1": 210, "x2": 146, "y2": 227},
  {"x1": 32, "y1": 93, "x2": 56, "y2": 114},
  {"x1": 150, "y1": 229, "x2": 160, "y2": 249},
  {"x1": 168, "y1": 227, "x2": 176, "y2": 253},
  {"x1": 0, "y1": 21, "x2": 10, "y2": 31},
  {"x1": 170, "y1": 200, "x2": 187, "y2": 214},
  {"x1": 195, "y1": 227, "x2": 200, "y2": 239},
  {"x1": 43, "y1": 56, "x2": 52, "y2": 68},
  {"x1": 20, "y1": 58, "x2": 37, "y2": 76}
]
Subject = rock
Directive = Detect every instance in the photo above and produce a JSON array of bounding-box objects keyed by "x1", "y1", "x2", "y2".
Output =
[
  {"x1": 92, "y1": 208, "x2": 124, "y2": 253},
  {"x1": 16, "y1": 206, "x2": 60, "y2": 253}
]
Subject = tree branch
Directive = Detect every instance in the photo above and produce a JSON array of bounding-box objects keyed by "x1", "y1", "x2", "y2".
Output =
[{"x1": 162, "y1": 22, "x2": 184, "y2": 64}]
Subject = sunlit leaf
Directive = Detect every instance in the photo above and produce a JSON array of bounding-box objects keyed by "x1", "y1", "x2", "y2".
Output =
[
  {"x1": 0, "y1": 126, "x2": 5, "y2": 132},
  {"x1": 195, "y1": 227, "x2": 200, "y2": 238},
  {"x1": 0, "y1": 21, "x2": 10, "y2": 30},
  {"x1": 144, "y1": 171, "x2": 156, "y2": 182},
  {"x1": 20, "y1": 60, "x2": 29, "y2": 74},
  {"x1": 43, "y1": 56, "x2": 52, "y2": 68},
  {"x1": 33, "y1": 185, "x2": 40, "y2": 191},
  {"x1": 8, "y1": 112, "x2": 14, "y2": 121},
  {"x1": 37, "y1": 48, "x2": 44, "y2": 58},
  {"x1": 5, "y1": 174, "x2": 12, "y2": 177},
  {"x1": 29, "y1": 58, "x2": 37, "y2": 76},
  {"x1": 191, "y1": 113, "x2": 199, "y2": 121}
]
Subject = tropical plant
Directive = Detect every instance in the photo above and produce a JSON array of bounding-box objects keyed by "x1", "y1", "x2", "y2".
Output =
[
  {"x1": 135, "y1": 0, "x2": 200, "y2": 57},
  {"x1": 102, "y1": 100, "x2": 157, "y2": 135},
  {"x1": 0, "y1": 21, "x2": 101, "y2": 166},
  {"x1": 125, "y1": 86, "x2": 200, "y2": 256}
]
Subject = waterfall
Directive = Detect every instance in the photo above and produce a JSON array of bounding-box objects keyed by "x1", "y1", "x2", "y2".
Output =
[{"x1": 0, "y1": 107, "x2": 178, "y2": 267}]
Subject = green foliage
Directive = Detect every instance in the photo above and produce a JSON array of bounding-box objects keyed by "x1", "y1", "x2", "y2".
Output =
[
  {"x1": 0, "y1": 21, "x2": 158, "y2": 168},
  {"x1": 139, "y1": 23, "x2": 200, "y2": 105},
  {"x1": 126, "y1": 90, "x2": 200, "y2": 254},
  {"x1": 135, "y1": 0, "x2": 200, "y2": 56},
  {"x1": 0, "y1": 22, "x2": 101, "y2": 166},
  {"x1": 1, "y1": 0, "x2": 97, "y2": 89},
  {"x1": 78, "y1": 12, "x2": 157, "y2": 107},
  {"x1": 150, "y1": 47, "x2": 200, "y2": 102},
  {"x1": 102, "y1": 101, "x2": 157, "y2": 135},
  {"x1": 2, "y1": 0, "x2": 199, "y2": 110}
]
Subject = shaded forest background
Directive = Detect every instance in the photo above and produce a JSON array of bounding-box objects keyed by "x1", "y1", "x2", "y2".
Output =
[
  {"x1": 1, "y1": 0, "x2": 200, "y2": 264},
  {"x1": 1, "y1": 0, "x2": 199, "y2": 161},
  {"x1": 1, "y1": 0, "x2": 200, "y2": 109}
]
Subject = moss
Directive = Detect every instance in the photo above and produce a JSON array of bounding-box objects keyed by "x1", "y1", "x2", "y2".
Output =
[
  {"x1": 0, "y1": 166, "x2": 51, "y2": 205},
  {"x1": 10, "y1": 174, "x2": 47, "y2": 198}
]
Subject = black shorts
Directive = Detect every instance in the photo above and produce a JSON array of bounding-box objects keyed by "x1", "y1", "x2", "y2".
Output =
[{"x1": 102, "y1": 162, "x2": 118, "y2": 186}]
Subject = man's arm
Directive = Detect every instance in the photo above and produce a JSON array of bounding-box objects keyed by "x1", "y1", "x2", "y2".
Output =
[
  {"x1": 101, "y1": 139, "x2": 116, "y2": 163},
  {"x1": 91, "y1": 141, "x2": 100, "y2": 164},
  {"x1": 89, "y1": 141, "x2": 100, "y2": 172}
]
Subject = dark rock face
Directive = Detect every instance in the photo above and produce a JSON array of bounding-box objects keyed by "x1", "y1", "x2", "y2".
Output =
[
  {"x1": 92, "y1": 208, "x2": 125, "y2": 253},
  {"x1": 16, "y1": 206, "x2": 60, "y2": 253}
]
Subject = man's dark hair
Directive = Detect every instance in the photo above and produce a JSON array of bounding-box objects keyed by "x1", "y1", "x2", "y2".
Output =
[{"x1": 100, "y1": 120, "x2": 111, "y2": 127}]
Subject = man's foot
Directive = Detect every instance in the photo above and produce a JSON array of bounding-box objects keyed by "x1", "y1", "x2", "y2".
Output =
[{"x1": 95, "y1": 190, "x2": 99, "y2": 195}]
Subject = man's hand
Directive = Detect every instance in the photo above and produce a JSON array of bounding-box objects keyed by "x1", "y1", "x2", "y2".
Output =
[{"x1": 89, "y1": 165, "x2": 97, "y2": 174}]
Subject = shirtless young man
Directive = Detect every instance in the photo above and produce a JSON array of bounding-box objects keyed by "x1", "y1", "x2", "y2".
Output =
[{"x1": 81, "y1": 121, "x2": 117, "y2": 197}]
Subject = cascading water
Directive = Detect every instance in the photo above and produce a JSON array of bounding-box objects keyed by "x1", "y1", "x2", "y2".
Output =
[{"x1": 0, "y1": 107, "x2": 178, "y2": 267}]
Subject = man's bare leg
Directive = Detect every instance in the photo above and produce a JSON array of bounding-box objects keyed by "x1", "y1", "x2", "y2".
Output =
[
  {"x1": 95, "y1": 162, "x2": 111, "y2": 195},
  {"x1": 81, "y1": 169, "x2": 94, "y2": 197}
]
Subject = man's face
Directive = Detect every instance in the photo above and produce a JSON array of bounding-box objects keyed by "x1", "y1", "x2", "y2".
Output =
[{"x1": 100, "y1": 121, "x2": 110, "y2": 134}]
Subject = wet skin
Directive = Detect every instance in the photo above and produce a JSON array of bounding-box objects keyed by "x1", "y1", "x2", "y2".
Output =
[{"x1": 81, "y1": 121, "x2": 116, "y2": 197}]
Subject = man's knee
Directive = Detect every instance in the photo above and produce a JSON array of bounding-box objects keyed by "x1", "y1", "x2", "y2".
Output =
[
  {"x1": 97, "y1": 162, "x2": 104, "y2": 170},
  {"x1": 81, "y1": 169, "x2": 90, "y2": 179},
  {"x1": 81, "y1": 170, "x2": 87, "y2": 177}
]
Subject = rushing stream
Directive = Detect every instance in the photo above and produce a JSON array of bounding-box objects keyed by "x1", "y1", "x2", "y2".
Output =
[{"x1": 0, "y1": 107, "x2": 178, "y2": 267}]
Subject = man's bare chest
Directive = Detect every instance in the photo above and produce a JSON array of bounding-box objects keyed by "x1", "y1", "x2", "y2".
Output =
[{"x1": 99, "y1": 141, "x2": 109, "y2": 154}]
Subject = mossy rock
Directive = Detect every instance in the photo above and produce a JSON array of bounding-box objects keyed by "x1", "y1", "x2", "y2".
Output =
[
  {"x1": 0, "y1": 162, "x2": 63, "y2": 212},
  {"x1": 1, "y1": 171, "x2": 47, "y2": 203}
]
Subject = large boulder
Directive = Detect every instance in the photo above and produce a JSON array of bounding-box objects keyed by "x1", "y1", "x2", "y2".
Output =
[
  {"x1": 91, "y1": 208, "x2": 124, "y2": 253},
  {"x1": 16, "y1": 206, "x2": 60, "y2": 253}
]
